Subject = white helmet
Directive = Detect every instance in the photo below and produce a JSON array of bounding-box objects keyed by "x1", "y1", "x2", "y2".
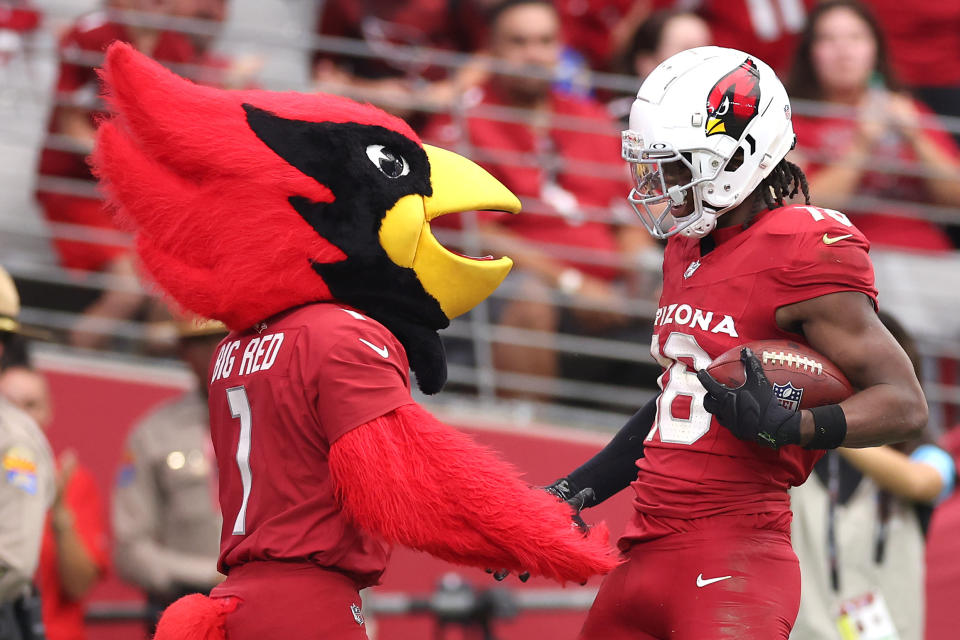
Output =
[{"x1": 622, "y1": 46, "x2": 795, "y2": 239}]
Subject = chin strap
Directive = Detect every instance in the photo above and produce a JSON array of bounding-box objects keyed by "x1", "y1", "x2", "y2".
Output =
[{"x1": 680, "y1": 208, "x2": 718, "y2": 238}]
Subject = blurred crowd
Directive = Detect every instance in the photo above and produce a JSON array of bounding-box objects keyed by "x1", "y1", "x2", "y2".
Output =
[
  {"x1": 4, "y1": 0, "x2": 960, "y2": 406},
  {"x1": 1, "y1": 1, "x2": 960, "y2": 639}
]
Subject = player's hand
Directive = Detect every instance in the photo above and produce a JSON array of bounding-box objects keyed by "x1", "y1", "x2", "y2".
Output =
[
  {"x1": 696, "y1": 347, "x2": 802, "y2": 450},
  {"x1": 487, "y1": 481, "x2": 597, "y2": 582},
  {"x1": 54, "y1": 450, "x2": 78, "y2": 509},
  {"x1": 543, "y1": 479, "x2": 596, "y2": 536}
]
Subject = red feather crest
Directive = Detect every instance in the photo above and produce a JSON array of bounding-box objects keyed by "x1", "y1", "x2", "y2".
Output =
[{"x1": 91, "y1": 42, "x2": 420, "y2": 330}]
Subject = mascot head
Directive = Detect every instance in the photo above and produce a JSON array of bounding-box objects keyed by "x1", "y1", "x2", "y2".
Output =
[{"x1": 92, "y1": 43, "x2": 520, "y2": 393}]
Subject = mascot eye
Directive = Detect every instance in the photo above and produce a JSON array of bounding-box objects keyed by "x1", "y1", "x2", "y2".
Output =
[
  {"x1": 366, "y1": 144, "x2": 410, "y2": 178},
  {"x1": 716, "y1": 96, "x2": 730, "y2": 116}
]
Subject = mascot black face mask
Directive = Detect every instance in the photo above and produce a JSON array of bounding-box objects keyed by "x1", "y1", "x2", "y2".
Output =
[{"x1": 93, "y1": 42, "x2": 519, "y2": 393}]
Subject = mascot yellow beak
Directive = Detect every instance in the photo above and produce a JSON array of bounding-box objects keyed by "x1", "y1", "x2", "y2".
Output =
[
  {"x1": 706, "y1": 116, "x2": 726, "y2": 136},
  {"x1": 378, "y1": 145, "x2": 520, "y2": 319}
]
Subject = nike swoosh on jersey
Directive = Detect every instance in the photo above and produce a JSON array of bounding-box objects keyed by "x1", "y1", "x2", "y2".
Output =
[
  {"x1": 822, "y1": 233, "x2": 853, "y2": 245},
  {"x1": 696, "y1": 573, "x2": 733, "y2": 588},
  {"x1": 358, "y1": 338, "x2": 389, "y2": 358}
]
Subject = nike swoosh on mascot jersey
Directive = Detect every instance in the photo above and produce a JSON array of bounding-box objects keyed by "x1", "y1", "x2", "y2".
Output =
[{"x1": 359, "y1": 338, "x2": 389, "y2": 359}]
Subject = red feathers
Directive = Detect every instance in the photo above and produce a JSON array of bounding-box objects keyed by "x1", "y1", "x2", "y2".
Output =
[
  {"x1": 91, "y1": 42, "x2": 420, "y2": 330},
  {"x1": 329, "y1": 404, "x2": 620, "y2": 584},
  {"x1": 153, "y1": 594, "x2": 237, "y2": 640}
]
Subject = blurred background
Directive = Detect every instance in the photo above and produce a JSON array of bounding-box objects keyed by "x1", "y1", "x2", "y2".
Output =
[{"x1": 1, "y1": 0, "x2": 959, "y2": 638}]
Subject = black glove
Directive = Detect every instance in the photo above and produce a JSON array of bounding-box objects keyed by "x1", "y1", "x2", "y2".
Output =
[
  {"x1": 696, "y1": 347, "x2": 802, "y2": 450},
  {"x1": 543, "y1": 479, "x2": 595, "y2": 535},
  {"x1": 488, "y1": 481, "x2": 596, "y2": 583}
]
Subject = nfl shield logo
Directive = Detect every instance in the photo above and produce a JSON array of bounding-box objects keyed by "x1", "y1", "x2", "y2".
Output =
[
  {"x1": 684, "y1": 260, "x2": 701, "y2": 279},
  {"x1": 773, "y1": 382, "x2": 804, "y2": 412},
  {"x1": 350, "y1": 603, "x2": 364, "y2": 626}
]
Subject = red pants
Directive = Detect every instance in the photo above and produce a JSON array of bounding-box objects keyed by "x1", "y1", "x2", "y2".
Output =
[
  {"x1": 210, "y1": 562, "x2": 369, "y2": 639},
  {"x1": 579, "y1": 527, "x2": 800, "y2": 640}
]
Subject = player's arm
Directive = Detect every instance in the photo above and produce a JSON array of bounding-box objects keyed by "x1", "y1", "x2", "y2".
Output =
[
  {"x1": 51, "y1": 460, "x2": 103, "y2": 600},
  {"x1": 328, "y1": 403, "x2": 619, "y2": 584},
  {"x1": 545, "y1": 396, "x2": 656, "y2": 508},
  {"x1": 777, "y1": 291, "x2": 927, "y2": 447}
]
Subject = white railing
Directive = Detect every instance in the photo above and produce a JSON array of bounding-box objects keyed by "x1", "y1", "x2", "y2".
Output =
[{"x1": 3, "y1": 1, "x2": 960, "y2": 432}]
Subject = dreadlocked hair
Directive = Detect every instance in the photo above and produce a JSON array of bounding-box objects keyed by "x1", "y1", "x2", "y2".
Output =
[{"x1": 750, "y1": 159, "x2": 810, "y2": 217}]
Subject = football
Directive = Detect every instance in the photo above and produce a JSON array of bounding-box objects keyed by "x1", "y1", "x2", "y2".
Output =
[{"x1": 704, "y1": 340, "x2": 854, "y2": 411}]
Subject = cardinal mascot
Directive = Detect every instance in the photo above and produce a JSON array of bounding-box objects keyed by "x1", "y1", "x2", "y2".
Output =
[{"x1": 91, "y1": 43, "x2": 618, "y2": 639}]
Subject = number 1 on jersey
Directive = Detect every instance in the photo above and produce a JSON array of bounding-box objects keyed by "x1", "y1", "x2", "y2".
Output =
[{"x1": 226, "y1": 386, "x2": 252, "y2": 535}]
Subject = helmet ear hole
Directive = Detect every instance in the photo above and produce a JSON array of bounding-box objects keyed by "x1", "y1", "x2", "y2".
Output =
[{"x1": 724, "y1": 146, "x2": 744, "y2": 172}]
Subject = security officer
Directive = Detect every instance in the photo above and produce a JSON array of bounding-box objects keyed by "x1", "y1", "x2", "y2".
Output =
[
  {"x1": 0, "y1": 265, "x2": 55, "y2": 639},
  {"x1": 111, "y1": 317, "x2": 226, "y2": 631}
]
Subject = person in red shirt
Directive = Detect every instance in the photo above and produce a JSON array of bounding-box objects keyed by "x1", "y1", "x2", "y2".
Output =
[
  {"x1": 786, "y1": 0, "x2": 960, "y2": 252},
  {"x1": 536, "y1": 46, "x2": 927, "y2": 639},
  {"x1": 622, "y1": 9, "x2": 712, "y2": 81},
  {"x1": 0, "y1": 365, "x2": 108, "y2": 640},
  {"x1": 642, "y1": 0, "x2": 816, "y2": 75},
  {"x1": 863, "y1": 0, "x2": 960, "y2": 128},
  {"x1": 552, "y1": 0, "x2": 636, "y2": 72},
  {"x1": 426, "y1": 0, "x2": 654, "y2": 397},
  {"x1": 312, "y1": 0, "x2": 488, "y2": 123},
  {"x1": 0, "y1": 1, "x2": 39, "y2": 30},
  {"x1": 35, "y1": 0, "x2": 203, "y2": 350},
  {"x1": 607, "y1": 8, "x2": 713, "y2": 123}
]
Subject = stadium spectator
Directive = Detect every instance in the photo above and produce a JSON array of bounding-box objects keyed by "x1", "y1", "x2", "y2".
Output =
[
  {"x1": 608, "y1": 8, "x2": 712, "y2": 122},
  {"x1": 621, "y1": 9, "x2": 712, "y2": 81},
  {"x1": 655, "y1": 0, "x2": 816, "y2": 74},
  {"x1": 34, "y1": 0, "x2": 220, "y2": 349},
  {"x1": 164, "y1": 0, "x2": 263, "y2": 90},
  {"x1": 0, "y1": 1, "x2": 39, "y2": 35},
  {"x1": 425, "y1": 0, "x2": 653, "y2": 399},
  {"x1": 551, "y1": 0, "x2": 637, "y2": 73},
  {"x1": 111, "y1": 318, "x2": 225, "y2": 633},
  {"x1": 787, "y1": 0, "x2": 960, "y2": 252},
  {"x1": 0, "y1": 266, "x2": 54, "y2": 640},
  {"x1": 863, "y1": 0, "x2": 960, "y2": 129},
  {"x1": 312, "y1": 0, "x2": 488, "y2": 122},
  {"x1": 0, "y1": 365, "x2": 108, "y2": 640},
  {"x1": 0, "y1": 0, "x2": 41, "y2": 67},
  {"x1": 790, "y1": 312, "x2": 956, "y2": 640}
]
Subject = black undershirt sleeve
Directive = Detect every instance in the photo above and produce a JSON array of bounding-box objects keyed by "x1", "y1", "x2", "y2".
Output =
[{"x1": 560, "y1": 395, "x2": 658, "y2": 507}]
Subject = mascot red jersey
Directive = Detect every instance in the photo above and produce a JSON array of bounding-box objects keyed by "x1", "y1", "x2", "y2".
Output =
[{"x1": 92, "y1": 43, "x2": 617, "y2": 640}]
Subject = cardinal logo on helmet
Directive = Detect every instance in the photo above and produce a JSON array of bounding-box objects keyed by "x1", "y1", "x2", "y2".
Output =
[{"x1": 705, "y1": 58, "x2": 761, "y2": 140}]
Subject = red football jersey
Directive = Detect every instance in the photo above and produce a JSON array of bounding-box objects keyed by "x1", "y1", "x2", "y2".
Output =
[
  {"x1": 208, "y1": 303, "x2": 414, "y2": 587},
  {"x1": 623, "y1": 205, "x2": 877, "y2": 543}
]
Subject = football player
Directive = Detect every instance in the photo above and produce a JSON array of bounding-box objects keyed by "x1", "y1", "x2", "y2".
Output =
[{"x1": 546, "y1": 47, "x2": 928, "y2": 639}]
